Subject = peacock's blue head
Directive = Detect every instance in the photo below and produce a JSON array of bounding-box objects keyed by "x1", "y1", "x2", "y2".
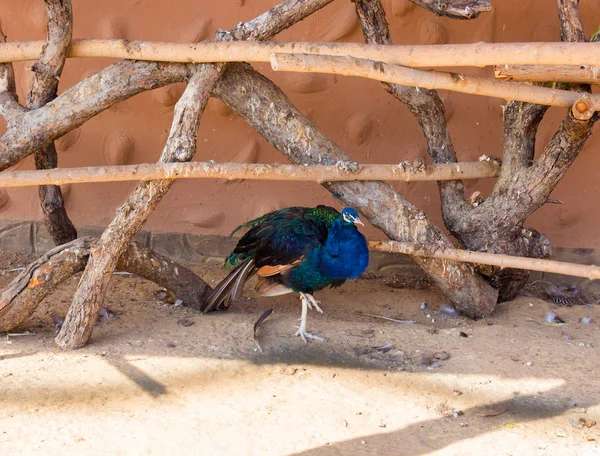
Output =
[{"x1": 341, "y1": 208, "x2": 364, "y2": 227}]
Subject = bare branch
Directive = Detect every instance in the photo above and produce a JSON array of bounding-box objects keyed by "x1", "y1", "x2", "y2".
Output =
[
  {"x1": 409, "y1": 0, "x2": 492, "y2": 19},
  {"x1": 1, "y1": 39, "x2": 599, "y2": 68},
  {"x1": 495, "y1": 64, "x2": 600, "y2": 84},
  {"x1": 494, "y1": 101, "x2": 549, "y2": 191},
  {"x1": 370, "y1": 240, "x2": 600, "y2": 281},
  {"x1": 0, "y1": 161, "x2": 500, "y2": 188},
  {"x1": 0, "y1": 28, "x2": 24, "y2": 119},
  {"x1": 270, "y1": 53, "x2": 600, "y2": 109},
  {"x1": 516, "y1": 0, "x2": 597, "y2": 197},
  {"x1": 218, "y1": 0, "x2": 336, "y2": 41},
  {"x1": 214, "y1": 62, "x2": 498, "y2": 318},
  {"x1": 352, "y1": 0, "x2": 466, "y2": 226},
  {"x1": 557, "y1": 0, "x2": 586, "y2": 42},
  {"x1": 27, "y1": 0, "x2": 72, "y2": 109},
  {"x1": 54, "y1": 65, "x2": 223, "y2": 350},
  {"x1": 0, "y1": 237, "x2": 212, "y2": 332},
  {"x1": 525, "y1": 110, "x2": 598, "y2": 205},
  {"x1": 27, "y1": 0, "x2": 77, "y2": 246}
]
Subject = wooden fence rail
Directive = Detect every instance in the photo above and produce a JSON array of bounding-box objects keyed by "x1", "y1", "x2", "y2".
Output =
[
  {"x1": 0, "y1": 39, "x2": 598, "y2": 68},
  {"x1": 0, "y1": 161, "x2": 500, "y2": 188}
]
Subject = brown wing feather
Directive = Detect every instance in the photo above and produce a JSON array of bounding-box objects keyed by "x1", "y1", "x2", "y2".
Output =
[
  {"x1": 256, "y1": 258, "x2": 303, "y2": 277},
  {"x1": 255, "y1": 277, "x2": 293, "y2": 296}
]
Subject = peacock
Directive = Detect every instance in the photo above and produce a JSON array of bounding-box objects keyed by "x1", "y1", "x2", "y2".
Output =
[{"x1": 202, "y1": 205, "x2": 369, "y2": 342}]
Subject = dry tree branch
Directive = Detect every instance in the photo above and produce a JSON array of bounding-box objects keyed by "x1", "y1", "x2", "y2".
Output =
[
  {"x1": 557, "y1": 0, "x2": 586, "y2": 42},
  {"x1": 1, "y1": 39, "x2": 599, "y2": 68},
  {"x1": 54, "y1": 66, "x2": 224, "y2": 349},
  {"x1": 27, "y1": 0, "x2": 77, "y2": 246},
  {"x1": 270, "y1": 53, "x2": 600, "y2": 109},
  {"x1": 218, "y1": 0, "x2": 335, "y2": 41},
  {"x1": 409, "y1": 0, "x2": 492, "y2": 19},
  {"x1": 214, "y1": 62, "x2": 499, "y2": 318},
  {"x1": 0, "y1": 161, "x2": 500, "y2": 188},
  {"x1": 494, "y1": 64, "x2": 600, "y2": 84},
  {"x1": 0, "y1": 28, "x2": 24, "y2": 119},
  {"x1": 0, "y1": 237, "x2": 212, "y2": 332},
  {"x1": 352, "y1": 0, "x2": 468, "y2": 225},
  {"x1": 512, "y1": 0, "x2": 598, "y2": 201},
  {"x1": 370, "y1": 241, "x2": 600, "y2": 281},
  {"x1": 54, "y1": 0, "x2": 340, "y2": 349}
]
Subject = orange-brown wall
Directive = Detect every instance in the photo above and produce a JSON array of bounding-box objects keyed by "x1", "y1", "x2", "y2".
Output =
[{"x1": 0, "y1": 0, "x2": 599, "y2": 248}]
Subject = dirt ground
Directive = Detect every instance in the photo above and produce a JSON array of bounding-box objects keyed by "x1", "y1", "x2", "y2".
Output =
[{"x1": 1, "y1": 253, "x2": 599, "y2": 455}]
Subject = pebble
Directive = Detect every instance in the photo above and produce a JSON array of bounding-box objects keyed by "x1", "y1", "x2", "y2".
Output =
[
  {"x1": 555, "y1": 428, "x2": 568, "y2": 438},
  {"x1": 581, "y1": 316, "x2": 592, "y2": 324},
  {"x1": 526, "y1": 361, "x2": 533, "y2": 366},
  {"x1": 546, "y1": 312, "x2": 566, "y2": 324},
  {"x1": 438, "y1": 304, "x2": 460, "y2": 318},
  {"x1": 419, "y1": 302, "x2": 428, "y2": 310}
]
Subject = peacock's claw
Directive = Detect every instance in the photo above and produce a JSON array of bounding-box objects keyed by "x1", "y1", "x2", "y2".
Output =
[
  {"x1": 294, "y1": 327, "x2": 326, "y2": 343},
  {"x1": 305, "y1": 294, "x2": 323, "y2": 313}
]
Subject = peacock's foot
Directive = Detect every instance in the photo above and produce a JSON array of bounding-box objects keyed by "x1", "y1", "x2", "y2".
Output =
[
  {"x1": 294, "y1": 326, "x2": 326, "y2": 343},
  {"x1": 305, "y1": 294, "x2": 323, "y2": 314}
]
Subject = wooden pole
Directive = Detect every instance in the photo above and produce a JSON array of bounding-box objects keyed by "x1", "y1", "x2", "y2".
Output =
[
  {"x1": 495, "y1": 64, "x2": 600, "y2": 84},
  {"x1": 369, "y1": 241, "x2": 600, "y2": 281},
  {"x1": 0, "y1": 39, "x2": 599, "y2": 68},
  {"x1": 0, "y1": 161, "x2": 500, "y2": 188},
  {"x1": 270, "y1": 53, "x2": 600, "y2": 110}
]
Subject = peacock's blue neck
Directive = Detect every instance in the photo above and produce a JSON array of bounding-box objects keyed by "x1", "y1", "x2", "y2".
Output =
[{"x1": 319, "y1": 218, "x2": 369, "y2": 280}]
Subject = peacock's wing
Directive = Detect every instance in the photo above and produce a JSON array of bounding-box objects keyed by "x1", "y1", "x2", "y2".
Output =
[{"x1": 230, "y1": 205, "x2": 340, "y2": 271}]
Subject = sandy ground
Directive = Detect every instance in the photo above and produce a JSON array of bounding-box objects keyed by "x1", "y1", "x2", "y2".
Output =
[{"x1": 1, "y1": 255, "x2": 599, "y2": 455}]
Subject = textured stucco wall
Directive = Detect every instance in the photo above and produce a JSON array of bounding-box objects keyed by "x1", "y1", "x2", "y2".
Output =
[{"x1": 0, "y1": 0, "x2": 599, "y2": 248}]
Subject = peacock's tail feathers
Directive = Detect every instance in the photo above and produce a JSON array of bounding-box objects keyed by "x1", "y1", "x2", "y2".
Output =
[{"x1": 202, "y1": 258, "x2": 255, "y2": 313}]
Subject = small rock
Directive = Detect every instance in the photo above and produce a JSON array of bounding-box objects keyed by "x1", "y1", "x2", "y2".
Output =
[
  {"x1": 555, "y1": 428, "x2": 568, "y2": 438},
  {"x1": 375, "y1": 343, "x2": 394, "y2": 353},
  {"x1": 419, "y1": 302, "x2": 428, "y2": 310},
  {"x1": 576, "y1": 341, "x2": 585, "y2": 347},
  {"x1": 569, "y1": 417, "x2": 596, "y2": 429},
  {"x1": 460, "y1": 421, "x2": 469, "y2": 427},
  {"x1": 164, "y1": 342, "x2": 176, "y2": 348},
  {"x1": 361, "y1": 440, "x2": 366, "y2": 445},
  {"x1": 177, "y1": 318, "x2": 195, "y2": 327},
  {"x1": 434, "y1": 402, "x2": 462, "y2": 418},
  {"x1": 174, "y1": 299, "x2": 183, "y2": 307},
  {"x1": 418, "y1": 354, "x2": 434, "y2": 366},
  {"x1": 581, "y1": 316, "x2": 592, "y2": 324},
  {"x1": 453, "y1": 390, "x2": 463, "y2": 396},
  {"x1": 154, "y1": 288, "x2": 177, "y2": 304},
  {"x1": 438, "y1": 305, "x2": 459, "y2": 318},
  {"x1": 433, "y1": 351, "x2": 451, "y2": 361},
  {"x1": 526, "y1": 361, "x2": 533, "y2": 366},
  {"x1": 546, "y1": 312, "x2": 566, "y2": 325},
  {"x1": 280, "y1": 366, "x2": 298, "y2": 376}
]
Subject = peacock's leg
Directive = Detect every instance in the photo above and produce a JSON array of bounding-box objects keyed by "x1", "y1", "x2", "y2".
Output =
[
  {"x1": 294, "y1": 293, "x2": 325, "y2": 343},
  {"x1": 305, "y1": 293, "x2": 323, "y2": 313}
]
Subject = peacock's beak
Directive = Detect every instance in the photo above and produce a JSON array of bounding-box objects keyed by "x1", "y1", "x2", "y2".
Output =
[{"x1": 354, "y1": 217, "x2": 365, "y2": 227}]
